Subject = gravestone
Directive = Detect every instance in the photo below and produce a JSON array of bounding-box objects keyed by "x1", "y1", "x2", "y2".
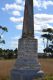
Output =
[{"x1": 11, "y1": 0, "x2": 44, "y2": 80}]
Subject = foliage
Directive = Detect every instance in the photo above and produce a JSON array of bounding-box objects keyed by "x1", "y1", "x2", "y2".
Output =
[
  {"x1": 0, "y1": 48, "x2": 18, "y2": 59},
  {"x1": 41, "y1": 28, "x2": 53, "y2": 56},
  {"x1": 0, "y1": 25, "x2": 8, "y2": 44}
]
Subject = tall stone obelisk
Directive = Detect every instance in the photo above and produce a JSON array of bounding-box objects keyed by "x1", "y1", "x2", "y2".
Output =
[
  {"x1": 22, "y1": 0, "x2": 34, "y2": 38},
  {"x1": 11, "y1": 0, "x2": 44, "y2": 80}
]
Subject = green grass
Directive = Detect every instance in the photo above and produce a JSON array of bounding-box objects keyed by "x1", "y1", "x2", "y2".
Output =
[
  {"x1": 0, "y1": 59, "x2": 53, "y2": 80},
  {"x1": 0, "y1": 75, "x2": 53, "y2": 80},
  {"x1": 44, "y1": 75, "x2": 53, "y2": 80},
  {"x1": 0, "y1": 76, "x2": 10, "y2": 80}
]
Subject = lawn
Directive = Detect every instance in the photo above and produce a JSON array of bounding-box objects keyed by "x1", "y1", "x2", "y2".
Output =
[{"x1": 0, "y1": 59, "x2": 53, "y2": 80}]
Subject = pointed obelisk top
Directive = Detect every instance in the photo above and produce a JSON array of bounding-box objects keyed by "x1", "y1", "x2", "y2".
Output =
[{"x1": 22, "y1": 0, "x2": 34, "y2": 38}]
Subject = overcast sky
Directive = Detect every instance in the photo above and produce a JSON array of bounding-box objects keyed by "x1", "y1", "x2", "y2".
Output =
[{"x1": 0, "y1": 0, "x2": 53, "y2": 52}]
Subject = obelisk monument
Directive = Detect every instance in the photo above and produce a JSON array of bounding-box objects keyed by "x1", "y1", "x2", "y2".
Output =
[
  {"x1": 22, "y1": 0, "x2": 34, "y2": 38},
  {"x1": 11, "y1": 0, "x2": 44, "y2": 80}
]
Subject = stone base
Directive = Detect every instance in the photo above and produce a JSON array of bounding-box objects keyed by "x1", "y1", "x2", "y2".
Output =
[
  {"x1": 11, "y1": 38, "x2": 44, "y2": 80},
  {"x1": 11, "y1": 69, "x2": 44, "y2": 80}
]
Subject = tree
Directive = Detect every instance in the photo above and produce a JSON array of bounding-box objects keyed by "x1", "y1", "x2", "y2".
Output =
[
  {"x1": 0, "y1": 48, "x2": 2, "y2": 57},
  {"x1": 41, "y1": 28, "x2": 53, "y2": 56},
  {"x1": 0, "y1": 25, "x2": 8, "y2": 44},
  {"x1": 14, "y1": 48, "x2": 18, "y2": 58}
]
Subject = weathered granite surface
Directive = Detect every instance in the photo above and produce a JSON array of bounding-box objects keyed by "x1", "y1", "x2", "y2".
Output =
[
  {"x1": 22, "y1": 0, "x2": 34, "y2": 38},
  {"x1": 11, "y1": 38, "x2": 44, "y2": 80},
  {"x1": 11, "y1": 0, "x2": 44, "y2": 80},
  {"x1": 14, "y1": 38, "x2": 39, "y2": 69},
  {"x1": 11, "y1": 70, "x2": 43, "y2": 80}
]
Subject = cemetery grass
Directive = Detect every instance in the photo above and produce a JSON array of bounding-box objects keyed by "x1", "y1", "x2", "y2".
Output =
[{"x1": 0, "y1": 59, "x2": 53, "y2": 80}]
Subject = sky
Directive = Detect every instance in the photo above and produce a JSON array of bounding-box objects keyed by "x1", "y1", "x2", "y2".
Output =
[{"x1": 0, "y1": 0, "x2": 53, "y2": 52}]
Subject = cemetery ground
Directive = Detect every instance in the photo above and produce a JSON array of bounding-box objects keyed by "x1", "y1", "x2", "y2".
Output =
[{"x1": 0, "y1": 59, "x2": 53, "y2": 80}]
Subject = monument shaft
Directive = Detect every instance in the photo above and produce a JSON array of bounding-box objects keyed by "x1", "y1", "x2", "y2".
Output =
[
  {"x1": 22, "y1": 0, "x2": 34, "y2": 38},
  {"x1": 11, "y1": 0, "x2": 44, "y2": 80}
]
